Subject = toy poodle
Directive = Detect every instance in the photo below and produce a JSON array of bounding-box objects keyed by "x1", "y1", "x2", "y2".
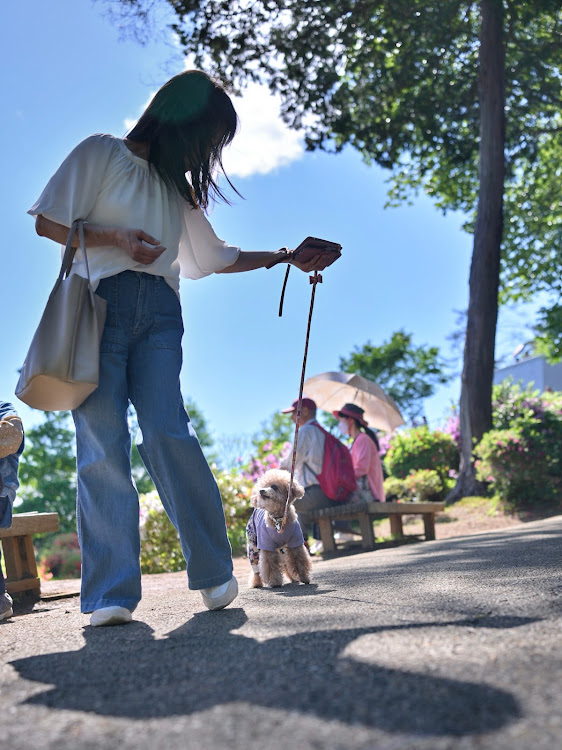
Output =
[{"x1": 246, "y1": 468, "x2": 312, "y2": 588}]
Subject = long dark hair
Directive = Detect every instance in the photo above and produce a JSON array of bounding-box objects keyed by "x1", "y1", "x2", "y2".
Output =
[
  {"x1": 350, "y1": 419, "x2": 380, "y2": 452},
  {"x1": 127, "y1": 70, "x2": 240, "y2": 210}
]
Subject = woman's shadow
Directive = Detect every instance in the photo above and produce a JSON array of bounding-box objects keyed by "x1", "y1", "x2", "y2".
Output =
[{"x1": 10, "y1": 609, "x2": 532, "y2": 736}]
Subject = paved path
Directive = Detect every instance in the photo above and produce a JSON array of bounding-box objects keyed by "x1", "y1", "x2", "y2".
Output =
[{"x1": 2, "y1": 516, "x2": 561, "y2": 750}]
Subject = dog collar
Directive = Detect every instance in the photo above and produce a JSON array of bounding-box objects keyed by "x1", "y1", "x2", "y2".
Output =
[{"x1": 268, "y1": 513, "x2": 285, "y2": 532}]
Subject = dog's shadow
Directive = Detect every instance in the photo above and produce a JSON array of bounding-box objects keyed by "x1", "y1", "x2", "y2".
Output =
[{"x1": 10, "y1": 609, "x2": 533, "y2": 736}]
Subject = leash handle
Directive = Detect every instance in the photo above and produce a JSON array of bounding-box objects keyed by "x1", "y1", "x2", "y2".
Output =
[
  {"x1": 281, "y1": 271, "x2": 322, "y2": 531},
  {"x1": 278, "y1": 265, "x2": 291, "y2": 317}
]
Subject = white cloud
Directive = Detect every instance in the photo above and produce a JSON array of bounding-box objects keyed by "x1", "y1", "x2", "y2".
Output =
[
  {"x1": 124, "y1": 82, "x2": 304, "y2": 179},
  {"x1": 223, "y1": 82, "x2": 304, "y2": 178}
]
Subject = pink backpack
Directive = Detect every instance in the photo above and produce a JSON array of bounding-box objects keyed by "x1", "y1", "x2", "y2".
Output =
[{"x1": 313, "y1": 423, "x2": 357, "y2": 502}]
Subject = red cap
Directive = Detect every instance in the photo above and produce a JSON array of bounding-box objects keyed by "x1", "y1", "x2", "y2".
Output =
[{"x1": 281, "y1": 397, "x2": 317, "y2": 414}]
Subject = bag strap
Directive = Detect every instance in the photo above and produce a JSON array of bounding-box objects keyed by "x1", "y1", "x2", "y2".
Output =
[{"x1": 52, "y1": 220, "x2": 95, "y2": 303}]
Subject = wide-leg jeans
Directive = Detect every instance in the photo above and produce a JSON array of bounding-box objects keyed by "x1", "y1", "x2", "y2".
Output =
[{"x1": 72, "y1": 271, "x2": 233, "y2": 613}]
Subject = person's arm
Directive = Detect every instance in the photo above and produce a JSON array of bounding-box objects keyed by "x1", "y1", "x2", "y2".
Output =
[
  {"x1": 35, "y1": 215, "x2": 166, "y2": 266},
  {"x1": 217, "y1": 248, "x2": 334, "y2": 274}
]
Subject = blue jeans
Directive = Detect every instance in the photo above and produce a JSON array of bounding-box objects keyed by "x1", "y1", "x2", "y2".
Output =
[{"x1": 72, "y1": 271, "x2": 233, "y2": 613}]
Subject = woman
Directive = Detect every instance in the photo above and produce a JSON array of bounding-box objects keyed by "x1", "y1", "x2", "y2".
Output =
[
  {"x1": 29, "y1": 70, "x2": 332, "y2": 627},
  {"x1": 334, "y1": 403, "x2": 385, "y2": 503}
]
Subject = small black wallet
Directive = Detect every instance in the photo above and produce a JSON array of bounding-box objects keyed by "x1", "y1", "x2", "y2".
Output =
[{"x1": 266, "y1": 236, "x2": 342, "y2": 269}]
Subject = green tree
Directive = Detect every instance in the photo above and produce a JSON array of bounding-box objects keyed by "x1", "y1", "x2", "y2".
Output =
[
  {"x1": 533, "y1": 303, "x2": 562, "y2": 363},
  {"x1": 101, "y1": 0, "x2": 562, "y2": 499},
  {"x1": 340, "y1": 331, "x2": 450, "y2": 424},
  {"x1": 17, "y1": 412, "x2": 77, "y2": 535},
  {"x1": 252, "y1": 411, "x2": 294, "y2": 454}
]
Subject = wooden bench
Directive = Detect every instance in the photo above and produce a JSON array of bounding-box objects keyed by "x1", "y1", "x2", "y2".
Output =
[
  {"x1": 0, "y1": 512, "x2": 59, "y2": 598},
  {"x1": 308, "y1": 500, "x2": 445, "y2": 553}
]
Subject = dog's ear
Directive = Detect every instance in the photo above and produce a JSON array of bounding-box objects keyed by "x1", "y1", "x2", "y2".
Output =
[
  {"x1": 250, "y1": 486, "x2": 260, "y2": 507},
  {"x1": 291, "y1": 479, "x2": 305, "y2": 500}
]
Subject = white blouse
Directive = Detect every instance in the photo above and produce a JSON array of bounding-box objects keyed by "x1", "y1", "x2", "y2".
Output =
[{"x1": 28, "y1": 134, "x2": 240, "y2": 293}]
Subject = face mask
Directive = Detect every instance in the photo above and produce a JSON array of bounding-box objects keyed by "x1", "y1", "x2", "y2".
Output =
[{"x1": 338, "y1": 420, "x2": 349, "y2": 436}]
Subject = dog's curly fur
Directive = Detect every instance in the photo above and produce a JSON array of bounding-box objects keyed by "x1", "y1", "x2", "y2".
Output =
[{"x1": 248, "y1": 469, "x2": 312, "y2": 588}]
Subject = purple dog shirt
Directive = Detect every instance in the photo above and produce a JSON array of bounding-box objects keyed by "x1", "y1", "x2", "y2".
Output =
[{"x1": 250, "y1": 508, "x2": 305, "y2": 551}]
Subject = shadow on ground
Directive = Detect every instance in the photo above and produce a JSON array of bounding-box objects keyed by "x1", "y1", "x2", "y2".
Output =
[{"x1": 10, "y1": 610, "x2": 535, "y2": 736}]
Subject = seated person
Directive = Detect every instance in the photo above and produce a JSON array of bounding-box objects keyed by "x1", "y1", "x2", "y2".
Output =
[
  {"x1": 280, "y1": 397, "x2": 354, "y2": 546},
  {"x1": 0, "y1": 401, "x2": 25, "y2": 621},
  {"x1": 334, "y1": 403, "x2": 385, "y2": 503}
]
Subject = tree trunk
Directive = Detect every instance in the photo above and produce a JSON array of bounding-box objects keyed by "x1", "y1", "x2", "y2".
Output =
[{"x1": 448, "y1": 0, "x2": 505, "y2": 502}]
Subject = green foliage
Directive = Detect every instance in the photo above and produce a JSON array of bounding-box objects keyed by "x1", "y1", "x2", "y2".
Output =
[
  {"x1": 17, "y1": 412, "x2": 77, "y2": 536},
  {"x1": 252, "y1": 411, "x2": 293, "y2": 455},
  {"x1": 104, "y1": 0, "x2": 562, "y2": 486},
  {"x1": 340, "y1": 331, "x2": 450, "y2": 422},
  {"x1": 213, "y1": 466, "x2": 253, "y2": 556},
  {"x1": 139, "y1": 491, "x2": 186, "y2": 574},
  {"x1": 403, "y1": 469, "x2": 443, "y2": 502},
  {"x1": 107, "y1": 0, "x2": 562, "y2": 302},
  {"x1": 38, "y1": 533, "x2": 81, "y2": 579},
  {"x1": 533, "y1": 303, "x2": 562, "y2": 363},
  {"x1": 474, "y1": 383, "x2": 562, "y2": 511},
  {"x1": 383, "y1": 425, "x2": 459, "y2": 482},
  {"x1": 382, "y1": 476, "x2": 409, "y2": 502},
  {"x1": 384, "y1": 469, "x2": 443, "y2": 503}
]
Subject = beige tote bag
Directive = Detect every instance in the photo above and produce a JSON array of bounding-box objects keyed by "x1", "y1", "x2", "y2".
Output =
[{"x1": 16, "y1": 220, "x2": 107, "y2": 411}]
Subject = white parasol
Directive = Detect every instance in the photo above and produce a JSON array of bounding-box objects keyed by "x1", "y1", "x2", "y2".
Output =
[{"x1": 303, "y1": 371, "x2": 405, "y2": 432}]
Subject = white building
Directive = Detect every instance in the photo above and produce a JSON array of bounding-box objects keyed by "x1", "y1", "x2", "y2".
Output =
[{"x1": 493, "y1": 355, "x2": 562, "y2": 392}]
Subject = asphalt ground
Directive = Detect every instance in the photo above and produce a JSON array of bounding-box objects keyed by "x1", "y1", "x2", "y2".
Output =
[{"x1": 1, "y1": 516, "x2": 561, "y2": 750}]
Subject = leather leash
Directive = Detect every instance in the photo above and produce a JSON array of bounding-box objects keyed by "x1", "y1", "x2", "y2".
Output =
[{"x1": 280, "y1": 269, "x2": 322, "y2": 531}]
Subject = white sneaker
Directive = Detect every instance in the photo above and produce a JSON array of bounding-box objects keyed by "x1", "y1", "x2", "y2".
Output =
[
  {"x1": 309, "y1": 540, "x2": 324, "y2": 555},
  {"x1": 0, "y1": 592, "x2": 13, "y2": 621},
  {"x1": 334, "y1": 532, "x2": 359, "y2": 543},
  {"x1": 200, "y1": 576, "x2": 238, "y2": 611},
  {"x1": 90, "y1": 606, "x2": 132, "y2": 627}
]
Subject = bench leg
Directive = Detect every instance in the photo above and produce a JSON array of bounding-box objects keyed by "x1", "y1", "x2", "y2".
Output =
[
  {"x1": 2, "y1": 535, "x2": 41, "y2": 598},
  {"x1": 389, "y1": 514, "x2": 404, "y2": 539},
  {"x1": 317, "y1": 517, "x2": 336, "y2": 553},
  {"x1": 358, "y1": 513, "x2": 375, "y2": 550},
  {"x1": 423, "y1": 513, "x2": 436, "y2": 541}
]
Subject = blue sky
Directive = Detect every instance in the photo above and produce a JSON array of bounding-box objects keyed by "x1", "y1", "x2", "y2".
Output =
[{"x1": 2, "y1": 0, "x2": 537, "y2": 454}]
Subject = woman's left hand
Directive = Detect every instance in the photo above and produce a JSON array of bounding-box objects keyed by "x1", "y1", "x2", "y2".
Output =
[{"x1": 288, "y1": 250, "x2": 338, "y2": 273}]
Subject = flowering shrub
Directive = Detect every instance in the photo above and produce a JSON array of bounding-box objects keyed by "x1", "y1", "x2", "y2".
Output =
[
  {"x1": 240, "y1": 440, "x2": 291, "y2": 482},
  {"x1": 139, "y1": 491, "x2": 186, "y2": 574},
  {"x1": 138, "y1": 467, "x2": 254, "y2": 574},
  {"x1": 383, "y1": 476, "x2": 409, "y2": 501},
  {"x1": 377, "y1": 432, "x2": 393, "y2": 458},
  {"x1": 403, "y1": 469, "x2": 443, "y2": 502},
  {"x1": 474, "y1": 383, "x2": 562, "y2": 511},
  {"x1": 441, "y1": 412, "x2": 461, "y2": 447},
  {"x1": 214, "y1": 467, "x2": 253, "y2": 556},
  {"x1": 384, "y1": 469, "x2": 443, "y2": 503},
  {"x1": 38, "y1": 533, "x2": 81, "y2": 579},
  {"x1": 383, "y1": 426, "x2": 459, "y2": 483}
]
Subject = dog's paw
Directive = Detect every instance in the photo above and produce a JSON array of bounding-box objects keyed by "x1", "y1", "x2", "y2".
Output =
[{"x1": 248, "y1": 572, "x2": 263, "y2": 588}]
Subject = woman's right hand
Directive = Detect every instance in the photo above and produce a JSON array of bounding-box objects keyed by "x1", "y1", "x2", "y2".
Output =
[{"x1": 114, "y1": 228, "x2": 166, "y2": 265}]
